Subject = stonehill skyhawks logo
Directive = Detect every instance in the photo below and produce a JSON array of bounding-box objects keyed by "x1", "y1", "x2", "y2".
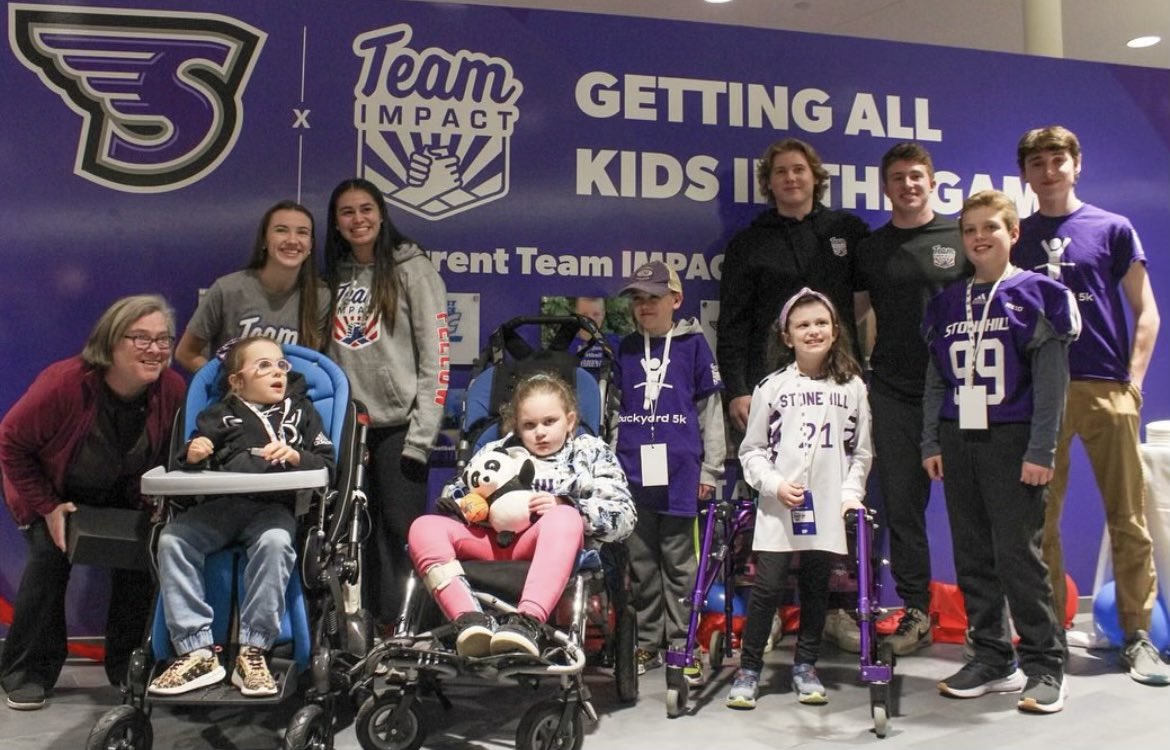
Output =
[
  {"x1": 353, "y1": 24, "x2": 522, "y2": 221},
  {"x1": 8, "y1": 4, "x2": 265, "y2": 192}
]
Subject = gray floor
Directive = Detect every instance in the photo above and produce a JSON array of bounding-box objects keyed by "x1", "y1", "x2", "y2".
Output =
[{"x1": 4, "y1": 615, "x2": 1169, "y2": 750}]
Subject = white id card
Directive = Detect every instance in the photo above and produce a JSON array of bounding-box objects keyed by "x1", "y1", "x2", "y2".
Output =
[
  {"x1": 958, "y1": 384, "x2": 988, "y2": 430},
  {"x1": 641, "y1": 443, "x2": 669, "y2": 487}
]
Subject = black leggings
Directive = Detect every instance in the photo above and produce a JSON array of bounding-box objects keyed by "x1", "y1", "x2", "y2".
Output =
[{"x1": 739, "y1": 549, "x2": 833, "y2": 672}]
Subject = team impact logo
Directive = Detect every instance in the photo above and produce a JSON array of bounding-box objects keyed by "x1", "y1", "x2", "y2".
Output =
[
  {"x1": 8, "y1": 4, "x2": 265, "y2": 192},
  {"x1": 352, "y1": 24, "x2": 523, "y2": 221}
]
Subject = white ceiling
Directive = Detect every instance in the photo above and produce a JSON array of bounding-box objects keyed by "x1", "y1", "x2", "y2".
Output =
[{"x1": 411, "y1": 0, "x2": 1170, "y2": 69}]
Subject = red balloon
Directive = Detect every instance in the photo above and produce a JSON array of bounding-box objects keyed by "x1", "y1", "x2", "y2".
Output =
[{"x1": 1064, "y1": 573, "x2": 1079, "y2": 629}]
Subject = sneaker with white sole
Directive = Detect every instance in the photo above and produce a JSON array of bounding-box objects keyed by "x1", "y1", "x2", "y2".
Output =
[
  {"x1": 1017, "y1": 673, "x2": 1067, "y2": 714},
  {"x1": 683, "y1": 658, "x2": 704, "y2": 687},
  {"x1": 5, "y1": 683, "x2": 46, "y2": 711},
  {"x1": 232, "y1": 646, "x2": 278, "y2": 697},
  {"x1": 938, "y1": 661, "x2": 1025, "y2": 698},
  {"x1": 635, "y1": 648, "x2": 663, "y2": 675},
  {"x1": 148, "y1": 647, "x2": 225, "y2": 696},
  {"x1": 1121, "y1": 630, "x2": 1170, "y2": 686},
  {"x1": 726, "y1": 668, "x2": 759, "y2": 709},
  {"x1": 453, "y1": 611, "x2": 495, "y2": 658},
  {"x1": 490, "y1": 612, "x2": 542, "y2": 657},
  {"x1": 822, "y1": 608, "x2": 861, "y2": 653},
  {"x1": 791, "y1": 663, "x2": 828, "y2": 704}
]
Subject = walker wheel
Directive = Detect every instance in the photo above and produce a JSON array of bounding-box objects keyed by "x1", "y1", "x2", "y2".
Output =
[
  {"x1": 665, "y1": 683, "x2": 689, "y2": 718},
  {"x1": 708, "y1": 629, "x2": 726, "y2": 672},
  {"x1": 872, "y1": 702, "x2": 889, "y2": 738}
]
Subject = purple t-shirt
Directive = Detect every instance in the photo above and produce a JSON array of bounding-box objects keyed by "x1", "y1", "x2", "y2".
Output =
[
  {"x1": 1014, "y1": 203, "x2": 1145, "y2": 382},
  {"x1": 615, "y1": 328, "x2": 722, "y2": 516},
  {"x1": 923, "y1": 271, "x2": 1079, "y2": 424}
]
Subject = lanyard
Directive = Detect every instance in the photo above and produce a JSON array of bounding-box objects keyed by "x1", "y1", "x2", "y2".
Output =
[
  {"x1": 640, "y1": 327, "x2": 673, "y2": 410},
  {"x1": 963, "y1": 264, "x2": 1015, "y2": 381},
  {"x1": 236, "y1": 396, "x2": 290, "y2": 446}
]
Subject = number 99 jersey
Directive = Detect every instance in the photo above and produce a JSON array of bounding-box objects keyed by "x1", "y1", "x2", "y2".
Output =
[{"x1": 923, "y1": 269, "x2": 1080, "y2": 424}]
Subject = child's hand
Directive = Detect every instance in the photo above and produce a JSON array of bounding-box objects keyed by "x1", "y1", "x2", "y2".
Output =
[
  {"x1": 922, "y1": 455, "x2": 943, "y2": 481},
  {"x1": 1020, "y1": 461, "x2": 1053, "y2": 486},
  {"x1": 698, "y1": 483, "x2": 715, "y2": 501},
  {"x1": 528, "y1": 492, "x2": 562, "y2": 516},
  {"x1": 187, "y1": 436, "x2": 214, "y2": 464},
  {"x1": 840, "y1": 499, "x2": 866, "y2": 518},
  {"x1": 254, "y1": 441, "x2": 300, "y2": 467},
  {"x1": 775, "y1": 480, "x2": 805, "y2": 508}
]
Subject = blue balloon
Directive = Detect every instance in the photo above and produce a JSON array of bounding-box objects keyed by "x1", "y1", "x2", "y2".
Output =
[
  {"x1": 703, "y1": 582, "x2": 747, "y2": 616},
  {"x1": 1092, "y1": 580, "x2": 1170, "y2": 650}
]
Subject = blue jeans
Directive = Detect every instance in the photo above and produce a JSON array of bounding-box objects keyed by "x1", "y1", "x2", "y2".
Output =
[{"x1": 156, "y1": 496, "x2": 296, "y2": 655}]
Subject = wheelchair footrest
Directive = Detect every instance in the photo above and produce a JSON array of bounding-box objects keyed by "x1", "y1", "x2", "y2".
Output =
[{"x1": 146, "y1": 657, "x2": 298, "y2": 706}]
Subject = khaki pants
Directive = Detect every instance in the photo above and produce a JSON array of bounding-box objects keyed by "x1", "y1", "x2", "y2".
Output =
[{"x1": 1044, "y1": 380, "x2": 1158, "y2": 635}]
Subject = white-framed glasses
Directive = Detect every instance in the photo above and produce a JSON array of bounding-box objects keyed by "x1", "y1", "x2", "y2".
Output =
[
  {"x1": 244, "y1": 358, "x2": 292, "y2": 376},
  {"x1": 123, "y1": 334, "x2": 175, "y2": 351}
]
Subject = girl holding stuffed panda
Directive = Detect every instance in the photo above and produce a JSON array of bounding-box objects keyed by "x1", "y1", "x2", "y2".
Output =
[{"x1": 407, "y1": 373, "x2": 635, "y2": 657}]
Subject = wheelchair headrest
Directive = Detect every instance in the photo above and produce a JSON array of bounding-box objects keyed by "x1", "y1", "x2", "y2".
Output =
[{"x1": 184, "y1": 343, "x2": 350, "y2": 460}]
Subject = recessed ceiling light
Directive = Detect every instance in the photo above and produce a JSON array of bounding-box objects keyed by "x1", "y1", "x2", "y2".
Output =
[
  {"x1": 705, "y1": 0, "x2": 734, "y2": 5},
  {"x1": 1127, "y1": 35, "x2": 1162, "y2": 49}
]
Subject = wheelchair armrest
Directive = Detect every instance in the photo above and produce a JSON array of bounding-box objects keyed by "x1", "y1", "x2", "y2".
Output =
[{"x1": 140, "y1": 465, "x2": 329, "y2": 496}]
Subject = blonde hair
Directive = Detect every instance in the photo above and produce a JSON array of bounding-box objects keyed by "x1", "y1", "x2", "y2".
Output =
[
  {"x1": 500, "y1": 372, "x2": 579, "y2": 435},
  {"x1": 960, "y1": 190, "x2": 1020, "y2": 234},
  {"x1": 81, "y1": 294, "x2": 175, "y2": 369}
]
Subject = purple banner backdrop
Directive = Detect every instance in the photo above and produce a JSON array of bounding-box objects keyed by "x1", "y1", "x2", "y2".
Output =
[{"x1": 1, "y1": 1, "x2": 1167, "y2": 635}]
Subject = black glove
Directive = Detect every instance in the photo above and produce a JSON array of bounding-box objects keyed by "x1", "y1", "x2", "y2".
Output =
[
  {"x1": 434, "y1": 495, "x2": 468, "y2": 524},
  {"x1": 401, "y1": 456, "x2": 429, "y2": 484}
]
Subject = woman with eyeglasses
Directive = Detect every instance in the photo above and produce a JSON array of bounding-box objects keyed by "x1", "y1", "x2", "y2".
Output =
[
  {"x1": 0, "y1": 295, "x2": 186, "y2": 711},
  {"x1": 173, "y1": 200, "x2": 329, "y2": 374},
  {"x1": 148, "y1": 337, "x2": 335, "y2": 698}
]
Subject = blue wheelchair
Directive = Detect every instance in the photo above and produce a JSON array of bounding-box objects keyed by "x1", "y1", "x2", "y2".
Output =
[{"x1": 86, "y1": 344, "x2": 370, "y2": 750}]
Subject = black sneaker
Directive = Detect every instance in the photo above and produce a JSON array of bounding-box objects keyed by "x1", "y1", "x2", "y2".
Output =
[
  {"x1": 938, "y1": 661, "x2": 1025, "y2": 698},
  {"x1": 635, "y1": 648, "x2": 663, "y2": 675},
  {"x1": 1017, "y1": 673, "x2": 1067, "y2": 714},
  {"x1": 453, "y1": 612, "x2": 495, "y2": 658},
  {"x1": 5, "y1": 683, "x2": 45, "y2": 711},
  {"x1": 490, "y1": 612, "x2": 542, "y2": 657}
]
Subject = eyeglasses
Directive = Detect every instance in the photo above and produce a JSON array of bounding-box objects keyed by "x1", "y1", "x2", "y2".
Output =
[
  {"x1": 244, "y1": 358, "x2": 292, "y2": 376},
  {"x1": 123, "y1": 334, "x2": 175, "y2": 351}
]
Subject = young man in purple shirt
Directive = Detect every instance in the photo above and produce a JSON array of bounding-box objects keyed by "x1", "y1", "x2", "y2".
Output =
[{"x1": 1013, "y1": 125, "x2": 1167, "y2": 685}]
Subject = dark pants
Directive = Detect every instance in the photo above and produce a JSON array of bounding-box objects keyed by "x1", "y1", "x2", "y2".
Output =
[
  {"x1": 0, "y1": 519, "x2": 152, "y2": 691},
  {"x1": 870, "y1": 388, "x2": 934, "y2": 613},
  {"x1": 363, "y1": 424, "x2": 429, "y2": 627},
  {"x1": 740, "y1": 549, "x2": 832, "y2": 672},
  {"x1": 940, "y1": 421, "x2": 1063, "y2": 677},
  {"x1": 627, "y1": 509, "x2": 697, "y2": 651}
]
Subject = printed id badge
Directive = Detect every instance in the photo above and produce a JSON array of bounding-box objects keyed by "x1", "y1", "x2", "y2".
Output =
[
  {"x1": 641, "y1": 443, "x2": 669, "y2": 487},
  {"x1": 958, "y1": 384, "x2": 988, "y2": 430}
]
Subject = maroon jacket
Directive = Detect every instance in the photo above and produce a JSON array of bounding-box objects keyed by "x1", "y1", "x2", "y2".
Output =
[{"x1": 0, "y1": 356, "x2": 186, "y2": 526}]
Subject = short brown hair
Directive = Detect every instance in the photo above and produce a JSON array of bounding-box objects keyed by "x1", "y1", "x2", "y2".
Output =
[
  {"x1": 959, "y1": 190, "x2": 1020, "y2": 234},
  {"x1": 81, "y1": 294, "x2": 176, "y2": 369},
  {"x1": 756, "y1": 138, "x2": 830, "y2": 205},
  {"x1": 1017, "y1": 125, "x2": 1081, "y2": 169},
  {"x1": 880, "y1": 142, "x2": 935, "y2": 182}
]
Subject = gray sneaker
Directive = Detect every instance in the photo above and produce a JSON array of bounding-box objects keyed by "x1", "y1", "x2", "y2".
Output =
[
  {"x1": 1017, "y1": 673, "x2": 1067, "y2": 714},
  {"x1": 885, "y1": 607, "x2": 932, "y2": 656},
  {"x1": 791, "y1": 663, "x2": 828, "y2": 704},
  {"x1": 726, "y1": 668, "x2": 759, "y2": 709},
  {"x1": 822, "y1": 608, "x2": 861, "y2": 653},
  {"x1": 1121, "y1": 630, "x2": 1170, "y2": 686}
]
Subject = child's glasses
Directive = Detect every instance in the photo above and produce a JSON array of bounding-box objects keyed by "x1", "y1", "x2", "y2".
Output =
[{"x1": 245, "y1": 358, "x2": 292, "y2": 376}]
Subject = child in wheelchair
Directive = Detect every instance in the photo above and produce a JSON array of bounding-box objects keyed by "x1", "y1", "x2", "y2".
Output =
[
  {"x1": 408, "y1": 371, "x2": 636, "y2": 658},
  {"x1": 148, "y1": 337, "x2": 336, "y2": 697}
]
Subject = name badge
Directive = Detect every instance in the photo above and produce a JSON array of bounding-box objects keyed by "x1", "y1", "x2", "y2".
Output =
[
  {"x1": 641, "y1": 443, "x2": 669, "y2": 487},
  {"x1": 958, "y1": 384, "x2": 988, "y2": 430}
]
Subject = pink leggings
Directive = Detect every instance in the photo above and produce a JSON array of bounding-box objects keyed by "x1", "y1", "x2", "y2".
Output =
[{"x1": 407, "y1": 505, "x2": 584, "y2": 622}]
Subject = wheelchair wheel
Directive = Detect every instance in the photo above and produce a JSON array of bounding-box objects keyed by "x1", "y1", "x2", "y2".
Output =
[
  {"x1": 86, "y1": 705, "x2": 152, "y2": 750},
  {"x1": 355, "y1": 692, "x2": 426, "y2": 750},
  {"x1": 613, "y1": 604, "x2": 638, "y2": 703},
  {"x1": 284, "y1": 704, "x2": 329, "y2": 750},
  {"x1": 708, "y1": 629, "x2": 726, "y2": 672},
  {"x1": 515, "y1": 699, "x2": 585, "y2": 750}
]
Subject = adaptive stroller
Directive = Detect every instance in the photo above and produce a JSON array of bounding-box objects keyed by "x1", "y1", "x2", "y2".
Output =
[
  {"x1": 86, "y1": 344, "x2": 370, "y2": 750},
  {"x1": 667, "y1": 498, "x2": 896, "y2": 737},
  {"x1": 342, "y1": 314, "x2": 637, "y2": 750}
]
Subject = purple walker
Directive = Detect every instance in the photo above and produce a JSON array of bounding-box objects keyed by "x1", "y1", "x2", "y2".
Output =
[{"x1": 665, "y1": 503, "x2": 896, "y2": 738}]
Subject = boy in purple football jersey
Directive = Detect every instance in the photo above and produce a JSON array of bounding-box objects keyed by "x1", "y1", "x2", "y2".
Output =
[
  {"x1": 923, "y1": 191, "x2": 1078, "y2": 714},
  {"x1": 615, "y1": 261, "x2": 726, "y2": 682},
  {"x1": 1012, "y1": 125, "x2": 1167, "y2": 686}
]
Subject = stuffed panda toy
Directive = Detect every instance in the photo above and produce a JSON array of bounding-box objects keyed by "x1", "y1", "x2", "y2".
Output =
[{"x1": 457, "y1": 447, "x2": 538, "y2": 546}]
